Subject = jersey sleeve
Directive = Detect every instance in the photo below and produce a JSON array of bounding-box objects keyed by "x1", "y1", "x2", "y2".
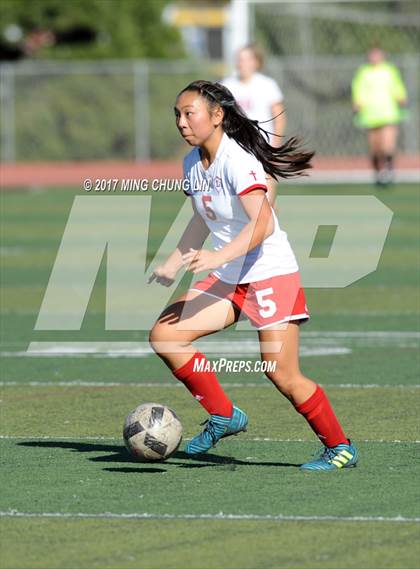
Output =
[
  {"x1": 390, "y1": 64, "x2": 407, "y2": 103},
  {"x1": 352, "y1": 66, "x2": 368, "y2": 107},
  {"x1": 227, "y1": 151, "x2": 268, "y2": 196},
  {"x1": 267, "y1": 78, "x2": 284, "y2": 104}
]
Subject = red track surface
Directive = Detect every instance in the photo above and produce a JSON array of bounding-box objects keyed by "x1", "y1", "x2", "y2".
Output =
[{"x1": 1, "y1": 155, "x2": 419, "y2": 188}]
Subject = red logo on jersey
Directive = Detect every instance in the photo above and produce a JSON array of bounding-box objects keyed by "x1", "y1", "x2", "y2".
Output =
[{"x1": 249, "y1": 170, "x2": 257, "y2": 180}]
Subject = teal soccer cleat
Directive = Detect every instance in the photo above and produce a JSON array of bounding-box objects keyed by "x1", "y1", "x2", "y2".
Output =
[
  {"x1": 222, "y1": 405, "x2": 249, "y2": 438},
  {"x1": 185, "y1": 406, "x2": 248, "y2": 455},
  {"x1": 300, "y1": 441, "x2": 359, "y2": 471}
]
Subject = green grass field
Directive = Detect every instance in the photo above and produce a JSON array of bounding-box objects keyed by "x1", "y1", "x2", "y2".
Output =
[{"x1": 0, "y1": 183, "x2": 419, "y2": 569}]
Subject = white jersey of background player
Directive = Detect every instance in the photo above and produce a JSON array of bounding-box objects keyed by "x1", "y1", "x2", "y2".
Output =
[
  {"x1": 221, "y1": 44, "x2": 286, "y2": 205},
  {"x1": 183, "y1": 132, "x2": 298, "y2": 284}
]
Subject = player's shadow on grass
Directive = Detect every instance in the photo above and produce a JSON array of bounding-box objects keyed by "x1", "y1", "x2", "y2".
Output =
[
  {"x1": 173, "y1": 450, "x2": 300, "y2": 469},
  {"x1": 17, "y1": 440, "x2": 167, "y2": 473},
  {"x1": 103, "y1": 467, "x2": 166, "y2": 474},
  {"x1": 18, "y1": 441, "x2": 301, "y2": 469}
]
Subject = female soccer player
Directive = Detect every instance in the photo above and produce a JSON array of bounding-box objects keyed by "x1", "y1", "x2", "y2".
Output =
[
  {"x1": 149, "y1": 80, "x2": 358, "y2": 471},
  {"x1": 221, "y1": 44, "x2": 285, "y2": 205},
  {"x1": 352, "y1": 46, "x2": 408, "y2": 186}
]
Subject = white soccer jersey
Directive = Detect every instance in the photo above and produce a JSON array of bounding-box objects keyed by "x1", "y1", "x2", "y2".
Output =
[
  {"x1": 183, "y1": 133, "x2": 298, "y2": 284},
  {"x1": 221, "y1": 73, "x2": 283, "y2": 141}
]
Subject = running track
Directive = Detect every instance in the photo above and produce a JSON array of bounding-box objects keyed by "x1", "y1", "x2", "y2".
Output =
[{"x1": 1, "y1": 155, "x2": 419, "y2": 188}]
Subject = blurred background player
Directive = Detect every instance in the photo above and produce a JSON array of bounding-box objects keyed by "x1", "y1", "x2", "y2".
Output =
[
  {"x1": 221, "y1": 44, "x2": 285, "y2": 205},
  {"x1": 352, "y1": 45, "x2": 408, "y2": 186}
]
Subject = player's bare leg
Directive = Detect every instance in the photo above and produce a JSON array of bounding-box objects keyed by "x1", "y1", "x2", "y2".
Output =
[
  {"x1": 150, "y1": 291, "x2": 248, "y2": 454},
  {"x1": 258, "y1": 322, "x2": 358, "y2": 470},
  {"x1": 381, "y1": 124, "x2": 398, "y2": 184},
  {"x1": 258, "y1": 322, "x2": 315, "y2": 404},
  {"x1": 368, "y1": 125, "x2": 397, "y2": 186},
  {"x1": 367, "y1": 127, "x2": 385, "y2": 185},
  {"x1": 381, "y1": 124, "x2": 398, "y2": 155},
  {"x1": 150, "y1": 290, "x2": 236, "y2": 370}
]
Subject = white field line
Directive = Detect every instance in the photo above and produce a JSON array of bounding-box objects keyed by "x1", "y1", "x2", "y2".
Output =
[
  {"x1": 0, "y1": 331, "x2": 418, "y2": 358},
  {"x1": 0, "y1": 510, "x2": 419, "y2": 523},
  {"x1": 0, "y1": 350, "x2": 352, "y2": 358},
  {"x1": 0, "y1": 381, "x2": 419, "y2": 389},
  {"x1": 2, "y1": 332, "x2": 418, "y2": 342},
  {"x1": 305, "y1": 332, "x2": 420, "y2": 338},
  {"x1": 2, "y1": 344, "x2": 352, "y2": 358},
  {"x1": 0, "y1": 435, "x2": 419, "y2": 444},
  {"x1": 1, "y1": 311, "x2": 417, "y2": 317}
]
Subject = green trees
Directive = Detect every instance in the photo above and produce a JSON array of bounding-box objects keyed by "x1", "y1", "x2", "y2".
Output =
[{"x1": 0, "y1": 0, "x2": 184, "y2": 60}]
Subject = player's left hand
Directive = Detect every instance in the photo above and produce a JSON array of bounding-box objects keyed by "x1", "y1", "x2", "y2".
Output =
[{"x1": 182, "y1": 248, "x2": 223, "y2": 273}]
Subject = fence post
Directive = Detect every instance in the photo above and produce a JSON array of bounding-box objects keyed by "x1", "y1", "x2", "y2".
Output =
[
  {"x1": 133, "y1": 61, "x2": 150, "y2": 161},
  {"x1": 0, "y1": 64, "x2": 16, "y2": 162}
]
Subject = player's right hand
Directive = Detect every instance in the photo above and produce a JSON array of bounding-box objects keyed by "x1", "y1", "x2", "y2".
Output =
[{"x1": 148, "y1": 265, "x2": 177, "y2": 287}]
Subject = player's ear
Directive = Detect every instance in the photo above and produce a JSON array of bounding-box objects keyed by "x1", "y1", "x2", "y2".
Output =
[{"x1": 212, "y1": 104, "x2": 224, "y2": 128}]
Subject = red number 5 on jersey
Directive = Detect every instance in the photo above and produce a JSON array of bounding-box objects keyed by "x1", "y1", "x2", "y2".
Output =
[{"x1": 202, "y1": 195, "x2": 217, "y2": 221}]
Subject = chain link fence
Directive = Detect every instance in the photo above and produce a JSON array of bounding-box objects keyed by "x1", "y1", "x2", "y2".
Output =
[
  {"x1": 251, "y1": 1, "x2": 419, "y2": 57},
  {"x1": 1, "y1": 54, "x2": 418, "y2": 162},
  {"x1": 251, "y1": 0, "x2": 420, "y2": 156},
  {"x1": 265, "y1": 54, "x2": 419, "y2": 156},
  {"x1": 0, "y1": 60, "x2": 220, "y2": 162},
  {"x1": 1, "y1": 63, "x2": 132, "y2": 162}
]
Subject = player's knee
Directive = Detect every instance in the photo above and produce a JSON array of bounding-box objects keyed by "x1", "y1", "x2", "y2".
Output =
[
  {"x1": 149, "y1": 323, "x2": 171, "y2": 354},
  {"x1": 149, "y1": 323, "x2": 190, "y2": 356},
  {"x1": 148, "y1": 326, "x2": 159, "y2": 354},
  {"x1": 264, "y1": 363, "x2": 289, "y2": 383},
  {"x1": 265, "y1": 366, "x2": 301, "y2": 396}
]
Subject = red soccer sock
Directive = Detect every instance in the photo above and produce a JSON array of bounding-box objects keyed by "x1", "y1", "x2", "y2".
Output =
[
  {"x1": 173, "y1": 352, "x2": 233, "y2": 417},
  {"x1": 295, "y1": 385, "x2": 349, "y2": 447}
]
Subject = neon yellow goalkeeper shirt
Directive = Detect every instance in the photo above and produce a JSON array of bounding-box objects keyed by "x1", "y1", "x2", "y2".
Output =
[{"x1": 352, "y1": 62, "x2": 407, "y2": 128}]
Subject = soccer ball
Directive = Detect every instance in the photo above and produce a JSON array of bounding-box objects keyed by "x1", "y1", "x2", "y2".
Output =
[{"x1": 123, "y1": 403, "x2": 183, "y2": 461}]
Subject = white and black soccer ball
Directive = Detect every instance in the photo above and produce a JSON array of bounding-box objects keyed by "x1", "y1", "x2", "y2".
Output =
[{"x1": 123, "y1": 403, "x2": 183, "y2": 461}]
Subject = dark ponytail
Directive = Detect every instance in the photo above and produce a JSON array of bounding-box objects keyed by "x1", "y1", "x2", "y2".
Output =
[{"x1": 178, "y1": 80, "x2": 314, "y2": 179}]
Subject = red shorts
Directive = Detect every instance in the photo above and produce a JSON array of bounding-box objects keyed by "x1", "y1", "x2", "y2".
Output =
[{"x1": 190, "y1": 272, "x2": 309, "y2": 329}]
